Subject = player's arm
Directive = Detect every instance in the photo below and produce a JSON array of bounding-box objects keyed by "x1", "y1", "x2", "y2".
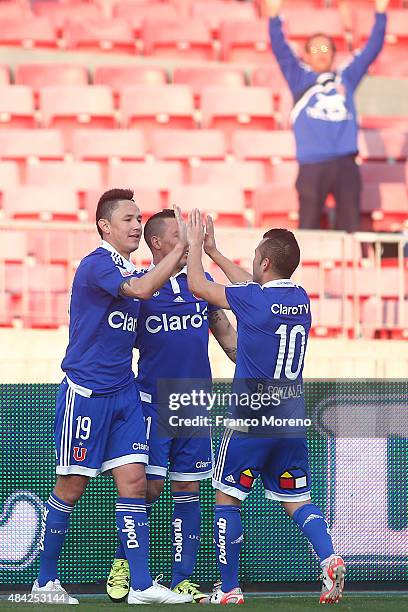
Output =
[
  {"x1": 209, "y1": 309, "x2": 237, "y2": 363},
  {"x1": 120, "y1": 206, "x2": 187, "y2": 300},
  {"x1": 204, "y1": 215, "x2": 252, "y2": 284},
  {"x1": 187, "y1": 209, "x2": 230, "y2": 310}
]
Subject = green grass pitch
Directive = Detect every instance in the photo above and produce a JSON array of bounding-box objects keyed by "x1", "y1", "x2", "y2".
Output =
[{"x1": 1, "y1": 595, "x2": 407, "y2": 611}]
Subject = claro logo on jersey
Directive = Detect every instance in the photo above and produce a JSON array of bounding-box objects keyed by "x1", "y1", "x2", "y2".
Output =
[
  {"x1": 108, "y1": 311, "x2": 138, "y2": 332},
  {"x1": 145, "y1": 302, "x2": 207, "y2": 334}
]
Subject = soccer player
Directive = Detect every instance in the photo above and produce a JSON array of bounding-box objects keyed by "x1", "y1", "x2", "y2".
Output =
[
  {"x1": 186, "y1": 211, "x2": 346, "y2": 605},
  {"x1": 32, "y1": 190, "x2": 192, "y2": 605},
  {"x1": 107, "y1": 209, "x2": 237, "y2": 603}
]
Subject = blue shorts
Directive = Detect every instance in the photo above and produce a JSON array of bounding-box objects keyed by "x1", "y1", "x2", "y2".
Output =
[
  {"x1": 212, "y1": 428, "x2": 311, "y2": 502},
  {"x1": 142, "y1": 400, "x2": 213, "y2": 481},
  {"x1": 55, "y1": 379, "x2": 148, "y2": 477}
]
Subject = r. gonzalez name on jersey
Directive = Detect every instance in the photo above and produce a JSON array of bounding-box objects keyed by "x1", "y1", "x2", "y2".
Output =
[{"x1": 144, "y1": 302, "x2": 207, "y2": 334}]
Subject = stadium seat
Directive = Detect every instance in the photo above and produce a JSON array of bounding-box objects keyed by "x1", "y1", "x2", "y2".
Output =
[
  {"x1": 0, "y1": 17, "x2": 58, "y2": 48},
  {"x1": 356, "y1": 9, "x2": 408, "y2": 45},
  {"x1": 83, "y1": 187, "x2": 161, "y2": 222},
  {"x1": 326, "y1": 266, "x2": 405, "y2": 299},
  {"x1": 112, "y1": 2, "x2": 179, "y2": 36},
  {"x1": 190, "y1": 161, "x2": 266, "y2": 206},
  {"x1": 252, "y1": 184, "x2": 299, "y2": 228},
  {"x1": 107, "y1": 161, "x2": 183, "y2": 206},
  {"x1": 251, "y1": 65, "x2": 291, "y2": 99},
  {"x1": 173, "y1": 66, "x2": 245, "y2": 106},
  {"x1": 267, "y1": 161, "x2": 298, "y2": 185},
  {"x1": 0, "y1": 229, "x2": 27, "y2": 261},
  {"x1": 360, "y1": 162, "x2": 406, "y2": 184},
  {"x1": 219, "y1": 19, "x2": 271, "y2": 63},
  {"x1": 360, "y1": 116, "x2": 408, "y2": 131},
  {"x1": 40, "y1": 86, "x2": 116, "y2": 135},
  {"x1": 26, "y1": 229, "x2": 100, "y2": 264},
  {"x1": 292, "y1": 265, "x2": 321, "y2": 296},
  {"x1": 5, "y1": 263, "x2": 68, "y2": 295},
  {"x1": 358, "y1": 130, "x2": 408, "y2": 161},
  {"x1": 0, "y1": 162, "x2": 20, "y2": 195},
  {"x1": 310, "y1": 297, "x2": 354, "y2": 335},
  {"x1": 63, "y1": 18, "x2": 136, "y2": 53},
  {"x1": 0, "y1": 3, "x2": 27, "y2": 20},
  {"x1": 70, "y1": 129, "x2": 145, "y2": 168},
  {"x1": 15, "y1": 64, "x2": 89, "y2": 103},
  {"x1": 34, "y1": 2, "x2": 101, "y2": 31},
  {"x1": 233, "y1": 130, "x2": 296, "y2": 164},
  {"x1": 191, "y1": 0, "x2": 257, "y2": 36},
  {"x1": 27, "y1": 292, "x2": 69, "y2": 328},
  {"x1": 120, "y1": 85, "x2": 195, "y2": 132},
  {"x1": 2, "y1": 187, "x2": 79, "y2": 221},
  {"x1": 361, "y1": 183, "x2": 408, "y2": 231},
  {"x1": 168, "y1": 185, "x2": 247, "y2": 226},
  {"x1": 142, "y1": 19, "x2": 214, "y2": 60},
  {"x1": 281, "y1": 7, "x2": 346, "y2": 49},
  {"x1": 0, "y1": 130, "x2": 65, "y2": 162},
  {"x1": 0, "y1": 65, "x2": 10, "y2": 85},
  {"x1": 0, "y1": 86, "x2": 36, "y2": 128},
  {"x1": 94, "y1": 65, "x2": 167, "y2": 106},
  {"x1": 297, "y1": 231, "x2": 353, "y2": 265},
  {"x1": 26, "y1": 162, "x2": 103, "y2": 197},
  {"x1": 370, "y1": 46, "x2": 408, "y2": 78},
  {"x1": 201, "y1": 86, "x2": 275, "y2": 140},
  {"x1": 151, "y1": 129, "x2": 226, "y2": 165}
]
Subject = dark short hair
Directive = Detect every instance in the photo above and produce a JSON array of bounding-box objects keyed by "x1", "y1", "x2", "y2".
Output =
[
  {"x1": 304, "y1": 32, "x2": 336, "y2": 54},
  {"x1": 95, "y1": 188, "x2": 134, "y2": 238},
  {"x1": 259, "y1": 229, "x2": 300, "y2": 278},
  {"x1": 144, "y1": 209, "x2": 175, "y2": 249}
]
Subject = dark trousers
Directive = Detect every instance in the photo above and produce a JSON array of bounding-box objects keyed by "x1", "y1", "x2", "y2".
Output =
[{"x1": 296, "y1": 155, "x2": 361, "y2": 232}]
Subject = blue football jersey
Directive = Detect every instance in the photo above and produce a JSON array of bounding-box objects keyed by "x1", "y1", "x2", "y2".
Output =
[
  {"x1": 61, "y1": 240, "x2": 142, "y2": 395},
  {"x1": 135, "y1": 267, "x2": 218, "y2": 403},
  {"x1": 225, "y1": 279, "x2": 311, "y2": 392}
]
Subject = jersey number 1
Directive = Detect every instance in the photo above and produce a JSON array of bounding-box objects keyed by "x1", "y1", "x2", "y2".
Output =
[{"x1": 274, "y1": 324, "x2": 306, "y2": 380}]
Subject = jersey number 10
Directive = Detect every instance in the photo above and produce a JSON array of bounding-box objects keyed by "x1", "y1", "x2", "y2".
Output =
[{"x1": 274, "y1": 324, "x2": 306, "y2": 380}]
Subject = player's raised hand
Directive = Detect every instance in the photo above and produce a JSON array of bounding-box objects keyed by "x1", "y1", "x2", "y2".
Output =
[
  {"x1": 375, "y1": 0, "x2": 389, "y2": 12},
  {"x1": 204, "y1": 215, "x2": 217, "y2": 256},
  {"x1": 173, "y1": 204, "x2": 188, "y2": 248},
  {"x1": 263, "y1": 0, "x2": 283, "y2": 18},
  {"x1": 187, "y1": 209, "x2": 205, "y2": 247}
]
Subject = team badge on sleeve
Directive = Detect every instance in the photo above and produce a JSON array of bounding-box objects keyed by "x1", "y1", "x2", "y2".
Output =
[
  {"x1": 279, "y1": 468, "x2": 308, "y2": 490},
  {"x1": 239, "y1": 469, "x2": 255, "y2": 489}
]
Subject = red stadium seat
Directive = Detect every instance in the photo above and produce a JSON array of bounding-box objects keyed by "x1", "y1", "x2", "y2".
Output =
[
  {"x1": 201, "y1": 87, "x2": 275, "y2": 140},
  {"x1": 0, "y1": 18, "x2": 58, "y2": 49},
  {"x1": 70, "y1": 129, "x2": 145, "y2": 166},
  {"x1": 356, "y1": 9, "x2": 408, "y2": 44},
  {"x1": 361, "y1": 183, "x2": 408, "y2": 231},
  {"x1": 358, "y1": 130, "x2": 408, "y2": 161},
  {"x1": 94, "y1": 65, "x2": 167, "y2": 106},
  {"x1": 113, "y1": 2, "x2": 179, "y2": 36},
  {"x1": 360, "y1": 162, "x2": 406, "y2": 184},
  {"x1": 27, "y1": 292, "x2": 69, "y2": 328},
  {"x1": 2, "y1": 187, "x2": 79, "y2": 221},
  {"x1": 173, "y1": 66, "x2": 245, "y2": 106},
  {"x1": 26, "y1": 229, "x2": 100, "y2": 264},
  {"x1": 252, "y1": 184, "x2": 299, "y2": 228},
  {"x1": 0, "y1": 65, "x2": 10, "y2": 85},
  {"x1": 360, "y1": 116, "x2": 408, "y2": 131},
  {"x1": 169, "y1": 185, "x2": 247, "y2": 226},
  {"x1": 6, "y1": 263, "x2": 68, "y2": 295},
  {"x1": 34, "y1": 2, "x2": 101, "y2": 31},
  {"x1": 297, "y1": 232, "x2": 353, "y2": 264},
  {"x1": 120, "y1": 85, "x2": 195, "y2": 132},
  {"x1": 64, "y1": 18, "x2": 136, "y2": 53},
  {"x1": 310, "y1": 298, "x2": 354, "y2": 334},
  {"x1": 0, "y1": 229, "x2": 27, "y2": 261},
  {"x1": 151, "y1": 129, "x2": 226, "y2": 164},
  {"x1": 267, "y1": 161, "x2": 298, "y2": 185},
  {"x1": 83, "y1": 187, "x2": 161, "y2": 222},
  {"x1": 281, "y1": 7, "x2": 346, "y2": 49},
  {"x1": 0, "y1": 3, "x2": 27, "y2": 20},
  {"x1": 190, "y1": 161, "x2": 266, "y2": 206},
  {"x1": 251, "y1": 65, "x2": 291, "y2": 97},
  {"x1": 292, "y1": 265, "x2": 321, "y2": 296},
  {"x1": 26, "y1": 162, "x2": 103, "y2": 195},
  {"x1": 107, "y1": 161, "x2": 183, "y2": 206},
  {"x1": 0, "y1": 162, "x2": 20, "y2": 195},
  {"x1": 233, "y1": 130, "x2": 296, "y2": 163},
  {"x1": 40, "y1": 86, "x2": 116, "y2": 136},
  {"x1": 15, "y1": 64, "x2": 89, "y2": 102},
  {"x1": 369, "y1": 46, "x2": 408, "y2": 78},
  {"x1": 326, "y1": 266, "x2": 406, "y2": 299},
  {"x1": 142, "y1": 19, "x2": 214, "y2": 60},
  {"x1": 0, "y1": 130, "x2": 65, "y2": 162},
  {"x1": 0, "y1": 86, "x2": 36, "y2": 128},
  {"x1": 191, "y1": 0, "x2": 257, "y2": 36},
  {"x1": 219, "y1": 19, "x2": 271, "y2": 63}
]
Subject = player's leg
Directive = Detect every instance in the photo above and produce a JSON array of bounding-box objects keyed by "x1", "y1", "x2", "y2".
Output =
[
  {"x1": 211, "y1": 429, "x2": 266, "y2": 604},
  {"x1": 263, "y1": 437, "x2": 345, "y2": 604},
  {"x1": 168, "y1": 432, "x2": 213, "y2": 601},
  {"x1": 106, "y1": 387, "x2": 191, "y2": 605}
]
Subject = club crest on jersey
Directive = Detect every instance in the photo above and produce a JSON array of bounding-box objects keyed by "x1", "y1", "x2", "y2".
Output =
[
  {"x1": 239, "y1": 468, "x2": 255, "y2": 489},
  {"x1": 118, "y1": 267, "x2": 133, "y2": 278},
  {"x1": 73, "y1": 447, "x2": 87, "y2": 462},
  {"x1": 279, "y1": 468, "x2": 308, "y2": 490}
]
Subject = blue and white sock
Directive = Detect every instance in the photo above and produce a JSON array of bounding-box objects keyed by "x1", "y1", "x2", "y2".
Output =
[
  {"x1": 115, "y1": 498, "x2": 152, "y2": 591},
  {"x1": 292, "y1": 504, "x2": 334, "y2": 566},
  {"x1": 170, "y1": 492, "x2": 201, "y2": 588},
  {"x1": 115, "y1": 502, "x2": 153, "y2": 561},
  {"x1": 214, "y1": 505, "x2": 243, "y2": 593},
  {"x1": 38, "y1": 493, "x2": 74, "y2": 587}
]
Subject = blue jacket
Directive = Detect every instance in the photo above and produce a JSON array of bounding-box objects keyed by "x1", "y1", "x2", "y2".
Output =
[{"x1": 269, "y1": 13, "x2": 387, "y2": 164}]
